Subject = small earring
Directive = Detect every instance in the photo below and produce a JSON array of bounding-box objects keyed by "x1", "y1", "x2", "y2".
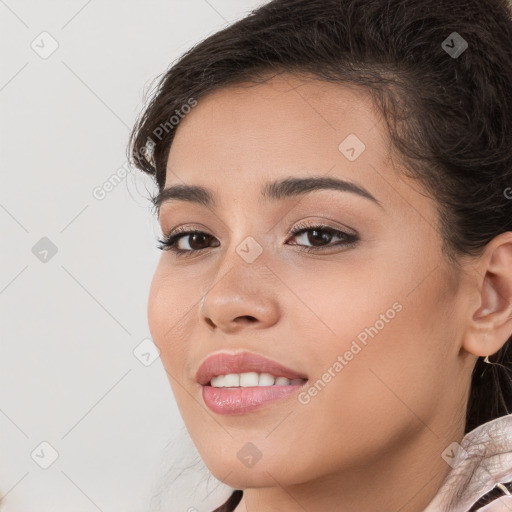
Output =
[{"x1": 484, "y1": 355, "x2": 491, "y2": 364}]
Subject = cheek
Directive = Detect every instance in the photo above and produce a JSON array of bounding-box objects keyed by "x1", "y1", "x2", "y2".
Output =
[
  {"x1": 290, "y1": 253, "x2": 454, "y2": 439},
  {"x1": 349, "y1": 286, "x2": 451, "y2": 416},
  {"x1": 269, "y1": 297, "x2": 450, "y2": 481},
  {"x1": 147, "y1": 264, "x2": 193, "y2": 379}
]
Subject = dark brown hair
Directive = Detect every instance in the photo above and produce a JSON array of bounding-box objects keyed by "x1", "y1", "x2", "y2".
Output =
[{"x1": 128, "y1": 0, "x2": 512, "y2": 508}]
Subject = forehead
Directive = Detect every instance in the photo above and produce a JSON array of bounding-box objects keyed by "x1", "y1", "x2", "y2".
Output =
[
  {"x1": 168, "y1": 73, "x2": 386, "y2": 168},
  {"x1": 162, "y1": 73, "x2": 418, "y2": 217}
]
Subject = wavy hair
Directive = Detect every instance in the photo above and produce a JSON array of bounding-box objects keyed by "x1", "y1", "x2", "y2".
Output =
[{"x1": 128, "y1": 0, "x2": 512, "y2": 508}]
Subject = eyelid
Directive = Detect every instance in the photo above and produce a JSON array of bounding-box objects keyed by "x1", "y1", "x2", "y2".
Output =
[
  {"x1": 163, "y1": 218, "x2": 356, "y2": 239},
  {"x1": 162, "y1": 211, "x2": 360, "y2": 237},
  {"x1": 163, "y1": 222, "x2": 213, "y2": 237},
  {"x1": 289, "y1": 218, "x2": 358, "y2": 236}
]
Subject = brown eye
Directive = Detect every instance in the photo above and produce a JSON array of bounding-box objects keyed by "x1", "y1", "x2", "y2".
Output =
[
  {"x1": 178, "y1": 232, "x2": 214, "y2": 251},
  {"x1": 288, "y1": 224, "x2": 359, "y2": 251},
  {"x1": 157, "y1": 230, "x2": 219, "y2": 255}
]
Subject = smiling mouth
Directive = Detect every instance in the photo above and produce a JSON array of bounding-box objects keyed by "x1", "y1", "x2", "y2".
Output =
[{"x1": 205, "y1": 374, "x2": 308, "y2": 388}]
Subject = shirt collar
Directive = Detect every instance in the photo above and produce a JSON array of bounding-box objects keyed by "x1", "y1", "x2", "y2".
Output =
[{"x1": 424, "y1": 413, "x2": 512, "y2": 512}]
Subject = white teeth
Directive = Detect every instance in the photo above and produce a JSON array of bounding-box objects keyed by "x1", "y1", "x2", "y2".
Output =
[
  {"x1": 240, "y1": 372, "x2": 259, "y2": 387},
  {"x1": 222, "y1": 373, "x2": 240, "y2": 387},
  {"x1": 258, "y1": 372, "x2": 276, "y2": 386},
  {"x1": 210, "y1": 372, "x2": 305, "y2": 388}
]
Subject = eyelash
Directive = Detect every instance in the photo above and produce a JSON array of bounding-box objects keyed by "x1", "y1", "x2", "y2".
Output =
[{"x1": 156, "y1": 222, "x2": 359, "y2": 258}]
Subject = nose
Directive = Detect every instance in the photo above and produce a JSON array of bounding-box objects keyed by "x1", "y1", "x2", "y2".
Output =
[{"x1": 199, "y1": 263, "x2": 280, "y2": 334}]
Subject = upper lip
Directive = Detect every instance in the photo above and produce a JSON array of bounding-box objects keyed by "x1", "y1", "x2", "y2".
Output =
[{"x1": 195, "y1": 350, "x2": 309, "y2": 386}]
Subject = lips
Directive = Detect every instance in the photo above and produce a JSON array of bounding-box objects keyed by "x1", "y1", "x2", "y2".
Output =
[{"x1": 195, "y1": 351, "x2": 309, "y2": 386}]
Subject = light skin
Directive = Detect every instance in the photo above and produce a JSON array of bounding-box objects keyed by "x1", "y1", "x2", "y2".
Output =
[{"x1": 147, "y1": 72, "x2": 512, "y2": 512}]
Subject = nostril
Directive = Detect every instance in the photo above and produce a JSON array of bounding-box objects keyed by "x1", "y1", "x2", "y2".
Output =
[{"x1": 236, "y1": 316, "x2": 257, "y2": 324}]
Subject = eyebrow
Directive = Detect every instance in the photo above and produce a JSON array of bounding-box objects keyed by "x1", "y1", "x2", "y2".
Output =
[{"x1": 153, "y1": 175, "x2": 383, "y2": 213}]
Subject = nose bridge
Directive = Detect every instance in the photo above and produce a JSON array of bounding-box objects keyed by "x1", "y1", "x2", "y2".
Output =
[
  {"x1": 219, "y1": 203, "x2": 270, "y2": 272},
  {"x1": 199, "y1": 233, "x2": 280, "y2": 331}
]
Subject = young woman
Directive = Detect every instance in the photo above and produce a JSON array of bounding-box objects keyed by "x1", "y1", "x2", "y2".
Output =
[{"x1": 128, "y1": 0, "x2": 512, "y2": 510}]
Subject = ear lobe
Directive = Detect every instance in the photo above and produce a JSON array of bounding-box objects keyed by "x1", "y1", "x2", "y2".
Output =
[{"x1": 463, "y1": 232, "x2": 512, "y2": 358}]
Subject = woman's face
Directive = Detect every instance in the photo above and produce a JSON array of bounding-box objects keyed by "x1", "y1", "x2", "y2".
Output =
[{"x1": 147, "y1": 73, "x2": 477, "y2": 494}]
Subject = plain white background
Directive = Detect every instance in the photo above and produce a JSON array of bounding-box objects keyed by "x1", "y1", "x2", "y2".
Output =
[{"x1": 0, "y1": 1, "x2": 266, "y2": 510}]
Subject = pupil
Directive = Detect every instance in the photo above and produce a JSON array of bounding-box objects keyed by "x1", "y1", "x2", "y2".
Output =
[
  {"x1": 309, "y1": 229, "x2": 331, "y2": 246},
  {"x1": 190, "y1": 233, "x2": 208, "y2": 250}
]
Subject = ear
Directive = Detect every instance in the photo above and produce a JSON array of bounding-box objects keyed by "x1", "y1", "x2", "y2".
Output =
[{"x1": 462, "y1": 231, "x2": 512, "y2": 358}]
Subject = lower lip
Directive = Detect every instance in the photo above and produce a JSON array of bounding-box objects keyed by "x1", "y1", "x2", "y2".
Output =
[{"x1": 202, "y1": 383, "x2": 307, "y2": 415}]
